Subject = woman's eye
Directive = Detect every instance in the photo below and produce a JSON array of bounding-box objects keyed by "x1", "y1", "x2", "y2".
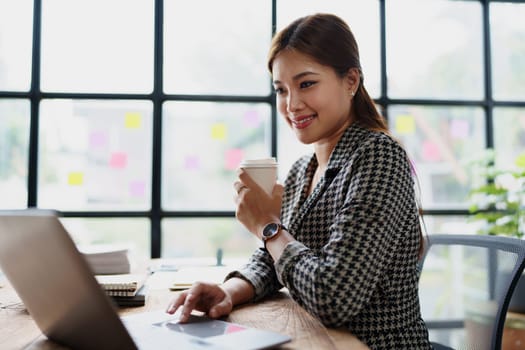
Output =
[
  {"x1": 300, "y1": 81, "x2": 316, "y2": 89},
  {"x1": 274, "y1": 87, "x2": 284, "y2": 95}
]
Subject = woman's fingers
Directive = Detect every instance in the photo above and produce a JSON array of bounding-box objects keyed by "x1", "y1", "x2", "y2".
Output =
[
  {"x1": 178, "y1": 282, "x2": 222, "y2": 323},
  {"x1": 179, "y1": 291, "x2": 197, "y2": 322},
  {"x1": 164, "y1": 284, "x2": 201, "y2": 320},
  {"x1": 178, "y1": 281, "x2": 207, "y2": 322},
  {"x1": 165, "y1": 291, "x2": 187, "y2": 314},
  {"x1": 165, "y1": 282, "x2": 229, "y2": 322},
  {"x1": 233, "y1": 180, "x2": 248, "y2": 195}
]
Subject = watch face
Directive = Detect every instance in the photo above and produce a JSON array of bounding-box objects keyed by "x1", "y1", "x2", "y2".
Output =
[{"x1": 263, "y1": 223, "x2": 279, "y2": 238}]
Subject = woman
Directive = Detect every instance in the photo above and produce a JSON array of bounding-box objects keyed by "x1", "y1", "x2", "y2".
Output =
[{"x1": 167, "y1": 13, "x2": 431, "y2": 349}]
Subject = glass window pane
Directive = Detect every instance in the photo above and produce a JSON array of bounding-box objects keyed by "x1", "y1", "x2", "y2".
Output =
[
  {"x1": 41, "y1": 0, "x2": 154, "y2": 93},
  {"x1": 422, "y1": 215, "x2": 481, "y2": 236},
  {"x1": 276, "y1": 0, "x2": 381, "y2": 98},
  {"x1": 162, "y1": 101, "x2": 271, "y2": 211},
  {"x1": 0, "y1": 0, "x2": 33, "y2": 91},
  {"x1": 419, "y1": 215, "x2": 486, "y2": 348},
  {"x1": 490, "y1": 3, "x2": 525, "y2": 101},
  {"x1": 388, "y1": 105, "x2": 485, "y2": 209},
  {"x1": 163, "y1": 0, "x2": 271, "y2": 95},
  {"x1": 61, "y1": 218, "x2": 150, "y2": 262},
  {"x1": 0, "y1": 99, "x2": 30, "y2": 209},
  {"x1": 386, "y1": 0, "x2": 483, "y2": 99},
  {"x1": 419, "y1": 239, "x2": 504, "y2": 349},
  {"x1": 162, "y1": 218, "x2": 259, "y2": 261},
  {"x1": 493, "y1": 107, "x2": 525, "y2": 168},
  {"x1": 39, "y1": 99, "x2": 153, "y2": 211}
]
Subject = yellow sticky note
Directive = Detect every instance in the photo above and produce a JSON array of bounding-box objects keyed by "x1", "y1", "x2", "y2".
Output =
[
  {"x1": 68, "y1": 172, "x2": 84, "y2": 186},
  {"x1": 125, "y1": 112, "x2": 142, "y2": 129},
  {"x1": 211, "y1": 123, "x2": 226, "y2": 140},
  {"x1": 395, "y1": 115, "x2": 415, "y2": 135}
]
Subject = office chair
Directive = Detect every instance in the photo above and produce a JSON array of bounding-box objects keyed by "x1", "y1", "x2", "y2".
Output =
[{"x1": 418, "y1": 234, "x2": 525, "y2": 350}]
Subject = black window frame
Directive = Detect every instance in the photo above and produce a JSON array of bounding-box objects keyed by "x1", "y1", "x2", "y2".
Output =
[{"x1": 0, "y1": 0, "x2": 524, "y2": 258}]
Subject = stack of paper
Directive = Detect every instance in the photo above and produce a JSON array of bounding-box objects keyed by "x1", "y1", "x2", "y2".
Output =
[{"x1": 78, "y1": 244, "x2": 131, "y2": 275}]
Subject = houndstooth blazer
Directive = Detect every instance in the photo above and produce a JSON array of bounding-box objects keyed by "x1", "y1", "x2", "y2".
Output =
[{"x1": 226, "y1": 122, "x2": 431, "y2": 349}]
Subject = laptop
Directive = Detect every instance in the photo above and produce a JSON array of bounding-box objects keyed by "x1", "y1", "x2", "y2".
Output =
[{"x1": 0, "y1": 209, "x2": 291, "y2": 350}]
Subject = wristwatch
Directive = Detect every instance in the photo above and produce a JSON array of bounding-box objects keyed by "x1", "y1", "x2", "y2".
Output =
[{"x1": 262, "y1": 222, "x2": 287, "y2": 249}]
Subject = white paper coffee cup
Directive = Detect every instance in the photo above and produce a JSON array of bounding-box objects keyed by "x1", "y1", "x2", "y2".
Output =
[{"x1": 239, "y1": 158, "x2": 278, "y2": 195}]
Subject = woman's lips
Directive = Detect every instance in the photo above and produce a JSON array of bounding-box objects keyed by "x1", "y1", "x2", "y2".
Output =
[{"x1": 291, "y1": 114, "x2": 317, "y2": 129}]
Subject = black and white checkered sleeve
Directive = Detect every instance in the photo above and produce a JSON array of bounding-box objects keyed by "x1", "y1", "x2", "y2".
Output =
[{"x1": 224, "y1": 247, "x2": 283, "y2": 301}]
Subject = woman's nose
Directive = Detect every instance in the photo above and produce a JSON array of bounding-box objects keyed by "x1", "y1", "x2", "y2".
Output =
[{"x1": 286, "y1": 93, "x2": 303, "y2": 113}]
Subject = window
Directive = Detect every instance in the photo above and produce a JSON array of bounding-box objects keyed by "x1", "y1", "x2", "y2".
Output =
[
  {"x1": 0, "y1": 99, "x2": 30, "y2": 209},
  {"x1": 38, "y1": 99, "x2": 153, "y2": 210},
  {"x1": 40, "y1": 0, "x2": 154, "y2": 93},
  {"x1": 1, "y1": 0, "x2": 524, "y2": 260},
  {"x1": 0, "y1": 0, "x2": 33, "y2": 91}
]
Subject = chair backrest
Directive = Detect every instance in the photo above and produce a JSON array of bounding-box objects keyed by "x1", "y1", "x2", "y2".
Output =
[{"x1": 418, "y1": 234, "x2": 525, "y2": 350}]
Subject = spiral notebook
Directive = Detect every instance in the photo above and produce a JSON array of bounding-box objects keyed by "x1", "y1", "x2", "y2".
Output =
[
  {"x1": 95, "y1": 273, "x2": 148, "y2": 297},
  {"x1": 112, "y1": 285, "x2": 147, "y2": 307}
]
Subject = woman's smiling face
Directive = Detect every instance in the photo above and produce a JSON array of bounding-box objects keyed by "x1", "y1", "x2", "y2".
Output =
[{"x1": 272, "y1": 49, "x2": 357, "y2": 146}]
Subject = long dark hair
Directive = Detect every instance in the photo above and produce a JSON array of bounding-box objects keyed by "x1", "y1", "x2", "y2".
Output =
[{"x1": 267, "y1": 13, "x2": 425, "y2": 257}]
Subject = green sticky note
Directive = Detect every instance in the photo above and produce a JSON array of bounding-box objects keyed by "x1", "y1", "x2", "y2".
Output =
[{"x1": 515, "y1": 153, "x2": 525, "y2": 168}]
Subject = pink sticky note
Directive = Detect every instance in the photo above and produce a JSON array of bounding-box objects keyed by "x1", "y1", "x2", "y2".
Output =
[
  {"x1": 450, "y1": 119, "x2": 469, "y2": 139},
  {"x1": 225, "y1": 148, "x2": 244, "y2": 170},
  {"x1": 243, "y1": 110, "x2": 260, "y2": 128},
  {"x1": 184, "y1": 155, "x2": 200, "y2": 170},
  {"x1": 89, "y1": 131, "x2": 108, "y2": 148},
  {"x1": 422, "y1": 141, "x2": 441, "y2": 161},
  {"x1": 109, "y1": 152, "x2": 127, "y2": 169},
  {"x1": 129, "y1": 181, "x2": 145, "y2": 197}
]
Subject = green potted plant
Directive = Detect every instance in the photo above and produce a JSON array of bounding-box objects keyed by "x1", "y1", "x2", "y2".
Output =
[{"x1": 468, "y1": 149, "x2": 525, "y2": 312}]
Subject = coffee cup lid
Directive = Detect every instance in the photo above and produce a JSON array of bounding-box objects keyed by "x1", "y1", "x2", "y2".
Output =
[{"x1": 240, "y1": 158, "x2": 277, "y2": 167}]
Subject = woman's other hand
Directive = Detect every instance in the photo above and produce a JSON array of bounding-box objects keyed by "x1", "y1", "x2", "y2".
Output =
[
  {"x1": 166, "y1": 281, "x2": 233, "y2": 323},
  {"x1": 234, "y1": 169, "x2": 284, "y2": 238}
]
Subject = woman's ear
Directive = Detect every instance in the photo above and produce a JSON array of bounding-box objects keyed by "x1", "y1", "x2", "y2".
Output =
[{"x1": 345, "y1": 68, "x2": 360, "y2": 96}]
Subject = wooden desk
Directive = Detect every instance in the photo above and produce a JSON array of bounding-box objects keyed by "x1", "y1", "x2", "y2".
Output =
[
  {"x1": 0, "y1": 265, "x2": 369, "y2": 350},
  {"x1": 503, "y1": 311, "x2": 525, "y2": 350}
]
